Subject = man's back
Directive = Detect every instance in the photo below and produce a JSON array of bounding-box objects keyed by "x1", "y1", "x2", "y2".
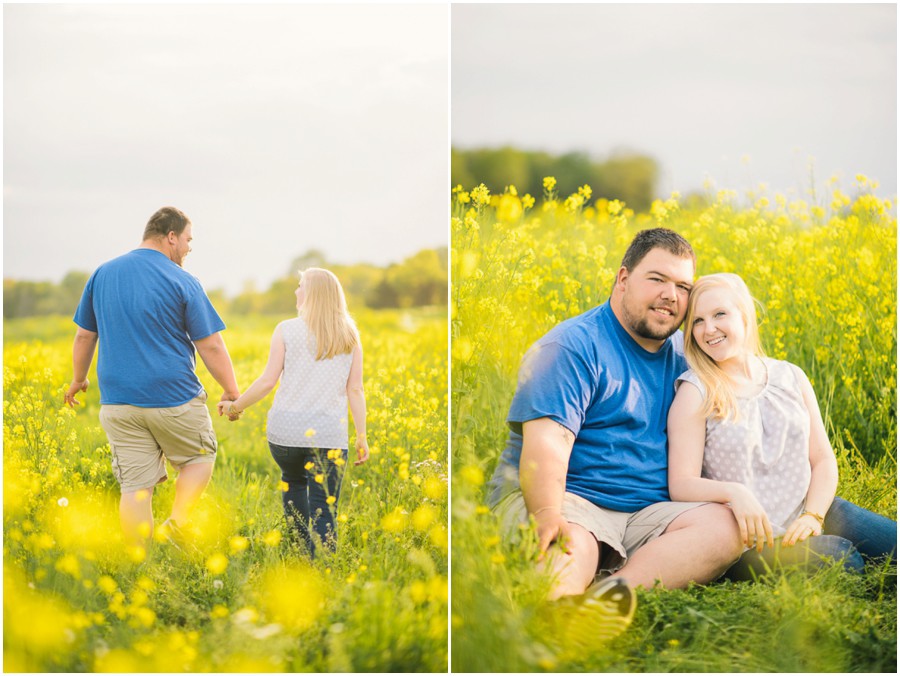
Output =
[{"x1": 74, "y1": 248, "x2": 224, "y2": 407}]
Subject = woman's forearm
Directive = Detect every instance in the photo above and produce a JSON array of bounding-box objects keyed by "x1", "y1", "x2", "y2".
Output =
[
  {"x1": 348, "y1": 387, "x2": 367, "y2": 438},
  {"x1": 669, "y1": 476, "x2": 744, "y2": 505},
  {"x1": 231, "y1": 375, "x2": 279, "y2": 413},
  {"x1": 804, "y1": 454, "x2": 839, "y2": 517}
]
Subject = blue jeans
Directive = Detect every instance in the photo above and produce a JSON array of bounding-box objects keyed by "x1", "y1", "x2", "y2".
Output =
[
  {"x1": 726, "y1": 497, "x2": 896, "y2": 580},
  {"x1": 268, "y1": 443, "x2": 347, "y2": 557},
  {"x1": 824, "y1": 497, "x2": 896, "y2": 564}
]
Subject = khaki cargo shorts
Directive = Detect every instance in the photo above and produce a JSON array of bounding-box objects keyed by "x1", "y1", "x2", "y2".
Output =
[
  {"x1": 99, "y1": 391, "x2": 217, "y2": 493},
  {"x1": 494, "y1": 489, "x2": 707, "y2": 576}
]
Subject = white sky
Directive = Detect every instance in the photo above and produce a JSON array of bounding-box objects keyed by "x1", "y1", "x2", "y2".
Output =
[
  {"x1": 452, "y1": 3, "x2": 897, "y2": 202},
  {"x1": 3, "y1": 3, "x2": 449, "y2": 295}
]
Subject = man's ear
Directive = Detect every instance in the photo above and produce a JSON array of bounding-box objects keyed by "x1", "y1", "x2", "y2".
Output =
[{"x1": 614, "y1": 266, "x2": 629, "y2": 291}]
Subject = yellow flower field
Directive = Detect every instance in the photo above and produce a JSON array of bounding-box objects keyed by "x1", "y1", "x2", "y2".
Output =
[
  {"x1": 451, "y1": 177, "x2": 897, "y2": 672},
  {"x1": 4, "y1": 308, "x2": 447, "y2": 672}
]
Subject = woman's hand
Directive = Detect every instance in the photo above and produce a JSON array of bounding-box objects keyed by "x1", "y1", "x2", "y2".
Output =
[
  {"x1": 354, "y1": 435, "x2": 369, "y2": 465},
  {"x1": 217, "y1": 399, "x2": 242, "y2": 421},
  {"x1": 726, "y1": 483, "x2": 775, "y2": 552},
  {"x1": 781, "y1": 513, "x2": 823, "y2": 547}
]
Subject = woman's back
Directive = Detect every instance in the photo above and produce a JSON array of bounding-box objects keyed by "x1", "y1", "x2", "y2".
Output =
[{"x1": 267, "y1": 317, "x2": 354, "y2": 449}]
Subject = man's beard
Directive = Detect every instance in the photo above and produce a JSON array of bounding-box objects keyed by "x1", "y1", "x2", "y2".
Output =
[
  {"x1": 630, "y1": 316, "x2": 680, "y2": 341},
  {"x1": 621, "y1": 300, "x2": 681, "y2": 342}
]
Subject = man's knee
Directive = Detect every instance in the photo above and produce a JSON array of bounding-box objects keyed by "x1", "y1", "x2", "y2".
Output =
[
  {"x1": 672, "y1": 503, "x2": 742, "y2": 558},
  {"x1": 543, "y1": 523, "x2": 600, "y2": 597}
]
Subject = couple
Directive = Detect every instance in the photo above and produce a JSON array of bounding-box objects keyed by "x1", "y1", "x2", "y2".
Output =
[
  {"x1": 487, "y1": 228, "x2": 897, "y2": 653},
  {"x1": 64, "y1": 206, "x2": 367, "y2": 557}
]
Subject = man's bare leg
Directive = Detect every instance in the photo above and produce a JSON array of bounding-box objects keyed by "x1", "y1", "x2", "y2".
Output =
[
  {"x1": 169, "y1": 461, "x2": 214, "y2": 525},
  {"x1": 120, "y1": 487, "x2": 154, "y2": 545},
  {"x1": 612, "y1": 503, "x2": 742, "y2": 589},
  {"x1": 539, "y1": 522, "x2": 636, "y2": 653},
  {"x1": 540, "y1": 522, "x2": 600, "y2": 600}
]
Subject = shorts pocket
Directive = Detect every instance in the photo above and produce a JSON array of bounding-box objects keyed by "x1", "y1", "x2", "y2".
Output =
[
  {"x1": 200, "y1": 430, "x2": 218, "y2": 455},
  {"x1": 109, "y1": 445, "x2": 124, "y2": 484}
]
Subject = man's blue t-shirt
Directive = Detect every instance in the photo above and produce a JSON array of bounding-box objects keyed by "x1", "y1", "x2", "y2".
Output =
[
  {"x1": 487, "y1": 301, "x2": 687, "y2": 512},
  {"x1": 74, "y1": 248, "x2": 226, "y2": 407}
]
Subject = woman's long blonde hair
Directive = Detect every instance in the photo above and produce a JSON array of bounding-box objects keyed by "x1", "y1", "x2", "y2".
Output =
[
  {"x1": 297, "y1": 268, "x2": 360, "y2": 360},
  {"x1": 683, "y1": 273, "x2": 765, "y2": 421}
]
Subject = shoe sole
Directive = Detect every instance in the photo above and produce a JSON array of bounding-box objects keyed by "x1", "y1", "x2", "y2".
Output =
[{"x1": 558, "y1": 578, "x2": 636, "y2": 654}]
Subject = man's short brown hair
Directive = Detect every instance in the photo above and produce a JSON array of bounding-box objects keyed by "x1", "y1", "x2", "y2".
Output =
[
  {"x1": 619, "y1": 227, "x2": 695, "y2": 271},
  {"x1": 143, "y1": 207, "x2": 191, "y2": 240}
]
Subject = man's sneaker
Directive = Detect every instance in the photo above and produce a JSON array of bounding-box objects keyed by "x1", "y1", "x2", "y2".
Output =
[
  {"x1": 156, "y1": 518, "x2": 185, "y2": 549},
  {"x1": 553, "y1": 577, "x2": 636, "y2": 656}
]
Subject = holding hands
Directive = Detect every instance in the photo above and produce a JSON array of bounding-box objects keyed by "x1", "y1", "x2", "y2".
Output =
[{"x1": 217, "y1": 397, "x2": 243, "y2": 422}]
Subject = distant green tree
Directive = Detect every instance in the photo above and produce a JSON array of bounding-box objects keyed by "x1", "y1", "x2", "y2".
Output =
[
  {"x1": 367, "y1": 248, "x2": 448, "y2": 309},
  {"x1": 230, "y1": 281, "x2": 264, "y2": 315},
  {"x1": 59, "y1": 271, "x2": 90, "y2": 312},
  {"x1": 366, "y1": 277, "x2": 401, "y2": 309},
  {"x1": 329, "y1": 263, "x2": 383, "y2": 310},
  {"x1": 451, "y1": 146, "x2": 659, "y2": 211},
  {"x1": 390, "y1": 248, "x2": 448, "y2": 307},
  {"x1": 4, "y1": 248, "x2": 448, "y2": 318},
  {"x1": 4, "y1": 279, "x2": 61, "y2": 318}
]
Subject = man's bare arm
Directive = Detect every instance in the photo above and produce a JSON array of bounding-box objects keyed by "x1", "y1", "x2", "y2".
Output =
[
  {"x1": 194, "y1": 332, "x2": 240, "y2": 401},
  {"x1": 520, "y1": 417, "x2": 576, "y2": 555},
  {"x1": 65, "y1": 327, "x2": 99, "y2": 407}
]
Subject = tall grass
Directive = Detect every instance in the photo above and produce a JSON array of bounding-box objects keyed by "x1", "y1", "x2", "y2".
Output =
[
  {"x1": 451, "y1": 179, "x2": 897, "y2": 672},
  {"x1": 3, "y1": 307, "x2": 448, "y2": 672}
]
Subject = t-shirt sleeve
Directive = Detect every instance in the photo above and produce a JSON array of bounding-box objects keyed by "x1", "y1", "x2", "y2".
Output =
[
  {"x1": 183, "y1": 280, "x2": 226, "y2": 341},
  {"x1": 73, "y1": 272, "x2": 98, "y2": 332},
  {"x1": 675, "y1": 369, "x2": 704, "y2": 395},
  {"x1": 507, "y1": 340, "x2": 593, "y2": 437}
]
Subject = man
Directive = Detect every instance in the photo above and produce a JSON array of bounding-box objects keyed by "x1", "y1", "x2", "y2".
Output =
[
  {"x1": 487, "y1": 228, "x2": 742, "y2": 651},
  {"x1": 64, "y1": 206, "x2": 240, "y2": 547}
]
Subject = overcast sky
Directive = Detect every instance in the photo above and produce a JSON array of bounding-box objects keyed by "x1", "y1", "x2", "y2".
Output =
[
  {"x1": 4, "y1": 4, "x2": 448, "y2": 295},
  {"x1": 452, "y1": 3, "x2": 896, "y2": 201}
]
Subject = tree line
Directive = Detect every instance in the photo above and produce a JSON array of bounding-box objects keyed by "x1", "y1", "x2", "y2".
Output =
[
  {"x1": 3, "y1": 247, "x2": 448, "y2": 319},
  {"x1": 452, "y1": 146, "x2": 659, "y2": 212}
]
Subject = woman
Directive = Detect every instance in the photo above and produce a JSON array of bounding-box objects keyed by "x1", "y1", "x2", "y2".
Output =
[
  {"x1": 667, "y1": 273, "x2": 895, "y2": 580},
  {"x1": 219, "y1": 268, "x2": 369, "y2": 557}
]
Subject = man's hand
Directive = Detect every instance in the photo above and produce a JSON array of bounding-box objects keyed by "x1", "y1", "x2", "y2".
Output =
[
  {"x1": 534, "y1": 508, "x2": 573, "y2": 559},
  {"x1": 64, "y1": 379, "x2": 89, "y2": 408}
]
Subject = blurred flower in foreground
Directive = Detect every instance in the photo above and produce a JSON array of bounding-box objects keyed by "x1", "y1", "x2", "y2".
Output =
[
  {"x1": 206, "y1": 553, "x2": 229, "y2": 575},
  {"x1": 381, "y1": 507, "x2": 407, "y2": 532},
  {"x1": 229, "y1": 535, "x2": 250, "y2": 554},
  {"x1": 257, "y1": 563, "x2": 324, "y2": 631}
]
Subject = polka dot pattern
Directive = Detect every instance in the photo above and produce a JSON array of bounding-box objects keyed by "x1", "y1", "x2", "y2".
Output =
[
  {"x1": 266, "y1": 318, "x2": 353, "y2": 450},
  {"x1": 677, "y1": 359, "x2": 811, "y2": 536}
]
